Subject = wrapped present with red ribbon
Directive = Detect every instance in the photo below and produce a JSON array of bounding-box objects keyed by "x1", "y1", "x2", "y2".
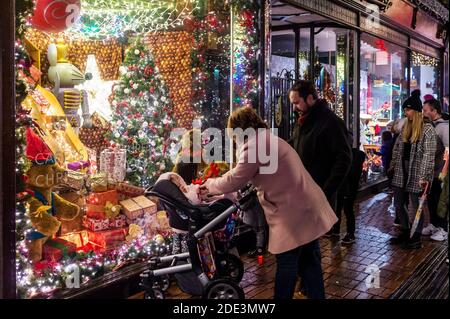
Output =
[
  {"x1": 87, "y1": 228, "x2": 127, "y2": 249},
  {"x1": 43, "y1": 238, "x2": 77, "y2": 262},
  {"x1": 109, "y1": 214, "x2": 127, "y2": 229},
  {"x1": 82, "y1": 215, "x2": 110, "y2": 232},
  {"x1": 116, "y1": 182, "x2": 145, "y2": 200},
  {"x1": 86, "y1": 190, "x2": 118, "y2": 206}
]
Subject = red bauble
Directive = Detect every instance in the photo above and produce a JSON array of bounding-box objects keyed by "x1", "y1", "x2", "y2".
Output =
[{"x1": 29, "y1": 0, "x2": 81, "y2": 33}]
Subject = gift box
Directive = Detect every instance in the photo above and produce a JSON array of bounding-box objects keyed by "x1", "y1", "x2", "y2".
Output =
[
  {"x1": 87, "y1": 173, "x2": 108, "y2": 193},
  {"x1": 126, "y1": 211, "x2": 155, "y2": 234},
  {"x1": 116, "y1": 182, "x2": 145, "y2": 200},
  {"x1": 67, "y1": 160, "x2": 90, "y2": 172},
  {"x1": 86, "y1": 204, "x2": 107, "y2": 219},
  {"x1": 100, "y1": 148, "x2": 126, "y2": 183},
  {"x1": 82, "y1": 215, "x2": 110, "y2": 232},
  {"x1": 86, "y1": 190, "x2": 118, "y2": 206},
  {"x1": 120, "y1": 196, "x2": 157, "y2": 220},
  {"x1": 62, "y1": 170, "x2": 86, "y2": 190},
  {"x1": 120, "y1": 198, "x2": 143, "y2": 220},
  {"x1": 43, "y1": 238, "x2": 77, "y2": 262},
  {"x1": 109, "y1": 214, "x2": 127, "y2": 229},
  {"x1": 87, "y1": 228, "x2": 127, "y2": 248},
  {"x1": 77, "y1": 241, "x2": 104, "y2": 253},
  {"x1": 87, "y1": 148, "x2": 98, "y2": 175},
  {"x1": 59, "y1": 230, "x2": 89, "y2": 248},
  {"x1": 133, "y1": 196, "x2": 157, "y2": 215}
]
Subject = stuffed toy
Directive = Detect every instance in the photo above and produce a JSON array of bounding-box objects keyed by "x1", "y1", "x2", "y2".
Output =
[{"x1": 25, "y1": 128, "x2": 80, "y2": 262}]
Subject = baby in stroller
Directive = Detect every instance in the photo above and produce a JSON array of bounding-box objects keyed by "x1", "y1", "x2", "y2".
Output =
[
  {"x1": 141, "y1": 177, "x2": 255, "y2": 299},
  {"x1": 139, "y1": 129, "x2": 253, "y2": 299}
]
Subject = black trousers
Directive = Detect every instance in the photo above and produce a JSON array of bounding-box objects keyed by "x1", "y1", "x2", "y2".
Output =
[
  {"x1": 274, "y1": 240, "x2": 325, "y2": 299},
  {"x1": 332, "y1": 191, "x2": 356, "y2": 236}
]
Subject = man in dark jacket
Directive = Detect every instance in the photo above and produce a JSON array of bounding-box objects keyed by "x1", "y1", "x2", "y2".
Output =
[{"x1": 288, "y1": 80, "x2": 352, "y2": 214}]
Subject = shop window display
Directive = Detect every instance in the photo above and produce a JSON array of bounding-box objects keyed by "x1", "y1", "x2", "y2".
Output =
[
  {"x1": 359, "y1": 34, "x2": 407, "y2": 184},
  {"x1": 410, "y1": 51, "x2": 441, "y2": 100},
  {"x1": 14, "y1": 0, "x2": 260, "y2": 298},
  {"x1": 314, "y1": 28, "x2": 353, "y2": 120}
]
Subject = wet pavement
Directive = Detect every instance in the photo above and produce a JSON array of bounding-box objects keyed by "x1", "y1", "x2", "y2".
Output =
[{"x1": 157, "y1": 191, "x2": 446, "y2": 299}]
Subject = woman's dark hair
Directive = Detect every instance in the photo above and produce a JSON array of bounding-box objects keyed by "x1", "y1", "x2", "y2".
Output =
[
  {"x1": 289, "y1": 80, "x2": 319, "y2": 101},
  {"x1": 227, "y1": 107, "x2": 268, "y2": 130},
  {"x1": 381, "y1": 130, "x2": 392, "y2": 142},
  {"x1": 173, "y1": 162, "x2": 200, "y2": 184},
  {"x1": 424, "y1": 98, "x2": 442, "y2": 115}
]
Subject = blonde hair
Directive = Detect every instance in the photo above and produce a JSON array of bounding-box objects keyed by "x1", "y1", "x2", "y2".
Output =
[
  {"x1": 402, "y1": 111, "x2": 424, "y2": 143},
  {"x1": 172, "y1": 129, "x2": 207, "y2": 183}
]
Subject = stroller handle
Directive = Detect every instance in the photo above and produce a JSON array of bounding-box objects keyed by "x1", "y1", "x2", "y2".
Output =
[{"x1": 193, "y1": 187, "x2": 257, "y2": 239}]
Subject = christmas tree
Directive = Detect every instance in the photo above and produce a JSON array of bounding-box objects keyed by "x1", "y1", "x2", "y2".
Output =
[{"x1": 110, "y1": 39, "x2": 175, "y2": 187}]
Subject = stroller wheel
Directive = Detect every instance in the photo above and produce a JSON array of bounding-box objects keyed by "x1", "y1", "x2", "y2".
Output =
[
  {"x1": 215, "y1": 253, "x2": 244, "y2": 283},
  {"x1": 153, "y1": 275, "x2": 171, "y2": 291},
  {"x1": 203, "y1": 279, "x2": 245, "y2": 299},
  {"x1": 144, "y1": 288, "x2": 165, "y2": 299}
]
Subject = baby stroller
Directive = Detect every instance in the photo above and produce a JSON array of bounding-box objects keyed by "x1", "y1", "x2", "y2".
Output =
[{"x1": 139, "y1": 179, "x2": 256, "y2": 299}]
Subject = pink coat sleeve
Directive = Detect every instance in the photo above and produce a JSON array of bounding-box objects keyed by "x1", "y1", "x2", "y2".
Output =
[{"x1": 204, "y1": 142, "x2": 260, "y2": 195}]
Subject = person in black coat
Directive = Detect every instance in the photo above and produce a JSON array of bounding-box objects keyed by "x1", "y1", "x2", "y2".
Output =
[
  {"x1": 289, "y1": 80, "x2": 352, "y2": 212},
  {"x1": 332, "y1": 136, "x2": 366, "y2": 243}
]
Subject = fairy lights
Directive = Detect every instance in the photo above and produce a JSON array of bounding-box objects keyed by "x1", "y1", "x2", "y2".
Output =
[
  {"x1": 412, "y1": 51, "x2": 439, "y2": 68},
  {"x1": 231, "y1": 1, "x2": 259, "y2": 109},
  {"x1": 67, "y1": 0, "x2": 201, "y2": 39}
]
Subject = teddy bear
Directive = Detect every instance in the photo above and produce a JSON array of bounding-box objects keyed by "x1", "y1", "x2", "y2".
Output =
[{"x1": 25, "y1": 127, "x2": 80, "y2": 262}]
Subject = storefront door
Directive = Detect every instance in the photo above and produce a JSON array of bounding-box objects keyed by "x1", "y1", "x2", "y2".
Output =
[{"x1": 270, "y1": 25, "x2": 357, "y2": 141}]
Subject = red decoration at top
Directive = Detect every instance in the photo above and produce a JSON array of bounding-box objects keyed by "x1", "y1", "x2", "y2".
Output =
[{"x1": 28, "y1": 0, "x2": 81, "y2": 33}]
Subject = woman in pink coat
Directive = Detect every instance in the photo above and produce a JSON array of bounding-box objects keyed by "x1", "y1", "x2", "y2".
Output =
[{"x1": 200, "y1": 107, "x2": 337, "y2": 299}]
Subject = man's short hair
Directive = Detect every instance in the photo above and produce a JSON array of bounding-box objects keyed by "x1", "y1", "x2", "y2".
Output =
[
  {"x1": 424, "y1": 98, "x2": 442, "y2": 115},
  {"x1": 289, "y1": 80, "x2": 319, "y2": 101}
]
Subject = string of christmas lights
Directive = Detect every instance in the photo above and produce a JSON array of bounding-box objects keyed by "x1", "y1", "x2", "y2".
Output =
[
  {"x1": 231, "y1": 1, "x2": 259, "y2": 109},
  {"x1": 411, "y1": 51, "x2": 439, "y2": 67},
  {"x1": 68, "y1": 0, "x2": 201, "y2": 39}
]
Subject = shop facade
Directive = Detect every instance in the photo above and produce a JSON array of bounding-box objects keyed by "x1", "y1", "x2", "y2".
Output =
[
  {"x1": 1, "y1": 0, "x2": 266, "y2": 299},
  {"x1": 0, "y1": 0, "x2": 448, "y2": 299},
  {"x1": 266, "y1": 0, "x2": 449, "y2": 186}
]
